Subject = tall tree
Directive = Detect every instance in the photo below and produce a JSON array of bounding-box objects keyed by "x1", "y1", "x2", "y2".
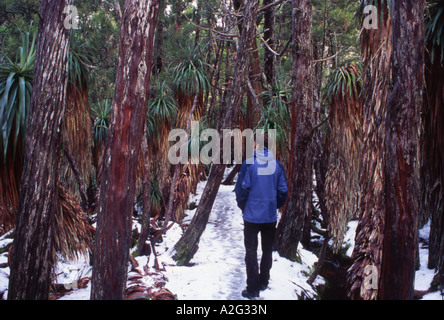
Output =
[
  {"x1": 91, "y1": 0, "x2": 160, "y2": 300},
  {"x1": 7, "y1": 0, "x2": 73, "y2": 300},
  {"x1": 422, "y1": 0, "x2": 444, "y2": 287},
  {"x1": 233, "y1": 0, "x2": 262, "y2": 130},
  {"x1": 348, "y1": 0, "x2": 424, "y2": 300},
  {"x1": 347, "y1": 0, "x2": 392, "y2": 300},
  {"x1": 173, "y1": 0, "x2": 261, "y2": 266},
  {"x1": 274, "y1": 0, "x2": 314, "y2": 260},
  {"x1": 379, "y1": 0, "x2": 424, "y2": 300}
]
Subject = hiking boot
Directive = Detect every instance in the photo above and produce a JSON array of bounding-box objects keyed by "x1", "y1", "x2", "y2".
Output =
[
  {"x1": 260, "y1": 283, "x2": 268, "y2": 291},
  {"x1": 241, "y1": 289, "x2": 259, "y2": 299}
]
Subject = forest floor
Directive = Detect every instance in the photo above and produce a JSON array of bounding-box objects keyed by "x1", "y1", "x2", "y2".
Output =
[{"x1": 0, "y1": 168, "x2": 442, "y2": 300}]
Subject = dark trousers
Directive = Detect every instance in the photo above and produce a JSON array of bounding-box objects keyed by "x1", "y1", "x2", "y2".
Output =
[{"x1": 243, "y1": 220, "x2": 277, "y2": 293}]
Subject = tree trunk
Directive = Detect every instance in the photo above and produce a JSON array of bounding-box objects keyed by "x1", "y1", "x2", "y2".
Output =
[
  {"x1": 422, "y1": 10, "x2": 444, "y2": 284},
  {"x1": 275, "y1": 0, "x2": 314, "y2": 261},
  {"x1": 173, "y1": 163, "x2": 227, "y2": 265},
  {"x1": 379, "y1": 0, "x2": 424, "y2": 300},
  {"x1": 7, "y1": 0, "x2": 73, "y2": 300},
  {"x1": 263, "y1": 0, "x2": 275, "y2": 85},
  {"x1": 173, "y1": 0, "x2": 260, "y2": 266},
  {"x1": 138, "y1": 131, "x2": 152, "y2": 256},
  {"x1": 91, "y1": 0, "x2": 160, "y2": 300},
  {"x1": 233, "y1": 0, "x2": 262, "y2": 131},
  {"x1": 348, "y1": 0, "x2": 424, "y2": 300},
  {"x1": 347, "y1": 1, "x2": 392, "y2": 300}
]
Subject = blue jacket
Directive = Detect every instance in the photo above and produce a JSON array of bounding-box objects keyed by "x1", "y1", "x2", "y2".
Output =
[{"x1": 235, "y1": 148, "x2": 288, "y2": 223}]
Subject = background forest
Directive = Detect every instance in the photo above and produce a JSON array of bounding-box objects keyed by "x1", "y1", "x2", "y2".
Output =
[{"x1": 0, "y1": 0, "x2": 443, "y2": 301}]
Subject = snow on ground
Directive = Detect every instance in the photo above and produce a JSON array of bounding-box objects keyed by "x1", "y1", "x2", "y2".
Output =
[
  {"x1": 415, "y1": 220, "x2": 442, "y2": 300},
  {"x1": 342, "y1": 219, "x2": 442, "y2": 300},
  {"x1": 0, "y1": 168, "x2": 442, "y2": 300},
  {"x1": 154, "y1": 179, "x2": 323, "y2": 300}
]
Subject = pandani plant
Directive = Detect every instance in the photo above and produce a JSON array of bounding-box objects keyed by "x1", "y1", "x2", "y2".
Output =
[
  {"x1": 259, "y1": 83, "x2": 291, "y2": 160},
  {"x1": 145, "y1": 80, "x2": 178, "y2": 220},
  {"x1": 91, "y1": 99, "x2": 111, "y2": 185},
  {"x1": 324, "y1": 63, "x2": 363, "y2": 252},
  {"x1": 171, "y1": 42, "x2": 211, "y2": 130},
  {"x1": 0, "y1": 24, "x2": 36, "y2": 234},
  {"x1": 169, "y1": 43, "x2": 211, "y2": 222},
  {"x1": 61, "y1": 30, "x2": 94, "y2": 201},
  {"x1": 0, "y1": 24, "x2": 94, "y2": 268}
]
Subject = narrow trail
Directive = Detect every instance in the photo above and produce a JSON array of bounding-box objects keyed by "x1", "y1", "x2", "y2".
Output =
[
  {"x1": 159, "y1": 171, "x2": 321, "y2": 300},
  {"x1": 201, "y1": 184, "x2": 246, "y2": 300}
]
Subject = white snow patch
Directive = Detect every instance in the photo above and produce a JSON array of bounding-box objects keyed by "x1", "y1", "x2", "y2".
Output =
[{"x1": 343, "y1": 220, "x2": 358, "y2": 257}]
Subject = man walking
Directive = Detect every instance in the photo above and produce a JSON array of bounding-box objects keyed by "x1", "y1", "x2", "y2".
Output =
[{"x1": 235, "y1": 133, "x2": 288, "y2": 299}]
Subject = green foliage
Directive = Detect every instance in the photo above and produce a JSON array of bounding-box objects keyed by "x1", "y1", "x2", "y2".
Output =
[
  {"x1": 75, "y1": 2, "x2": 120, "y2": 103},
  {"x1": 0, "y1": 0, "x2": 40, "y2": 58},
  {"x1": 171, "y1": 43, "x2": 211, "y2": 96},
  {"x1": 0, "y1": 23, "x2": 36, "y2": 161},
  {"x1": 325, "y1": 63, "x2": 363, "y2": 100},
  {"x1": 312, "y1": 0, "x2": 361, "y2": 68},
  {"x1": 68, "y1": 31, "x2": 91, "y2": 92},
  {"x1": 91, "y1": 99, "x2": 112, "y2": 144},
  {"x1": 426, "y1": 0, "x2": 444, "y2": 64},
  {"x1": 149, "y1": 178, "x2": 162, "y2": 211},
  {"x1": 258, "y1": 85, "x2": 291, "y2": 153},
  {"x1": 146, "y1": 80, "x2": 178, "y2": 137}
]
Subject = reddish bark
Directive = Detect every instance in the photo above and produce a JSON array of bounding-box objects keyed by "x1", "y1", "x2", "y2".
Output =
[
  {"x1": 91, "y1": 0, "x2": 160, "y2": 300},
  {"x1": 348, "y1": 0, "x2": 424, "y2": 300},
  {"x1": 275, "y1": 0, "x2": 314, "y2": 260},
  {"x1": 379, "y1": 0, "x2": 424, "y2": 300}
]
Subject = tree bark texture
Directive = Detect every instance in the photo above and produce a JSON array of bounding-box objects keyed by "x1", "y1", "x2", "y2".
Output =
[
  {"x1": 91, "y1": 0, "x2": 160, "y2": 300},
  {"x1": 173, "y1": 0, "x2": 260, "y2": 266},
  {"x1": 275, "y1": 0, "x2": 314, "y2": 261},
  {"x1": 348, "y1": 0, "x2": 424, "y2": 300},
  {"x1": 8, "y1": 0, "x2": 73, "y2": 300},
  {"x1": 138, "y1": 131, "x2": 152, "y2": 256},
  {"x1": 422, "y1": 17, "x2": 444, "y2": 280},
  {"x1": 348, "y1": 2, "x2": 392, "y2": 300},
  {"x1": 233, "y1": 0, "x2": 262, "y2": 130},
  {"x1": 379, "y1": 0, "x2": 424, "y2": 300}
]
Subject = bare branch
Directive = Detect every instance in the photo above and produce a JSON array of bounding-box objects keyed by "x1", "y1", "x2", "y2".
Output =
[
  {"x1": 258, "y1": 0, "x2": 287, "y2": 13},
  {"x1": 246, "y1": 77, "x2": 264, "y2": 118},
  {"x1": 256, "y1": 25, "x2": 280, "y2": 56}
]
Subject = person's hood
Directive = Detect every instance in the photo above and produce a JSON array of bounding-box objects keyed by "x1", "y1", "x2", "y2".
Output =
[{"x1": 254, "y1": 147, "x2": 274, "y2": 165}]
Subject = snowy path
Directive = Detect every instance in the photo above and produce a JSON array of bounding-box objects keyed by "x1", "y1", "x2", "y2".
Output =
[
  {"x1": 160, "y1": 184, "x2": 248, "y2": 299},
  {"x1": 156, "y1": 173, "x2": 322, "y2": 300}
]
